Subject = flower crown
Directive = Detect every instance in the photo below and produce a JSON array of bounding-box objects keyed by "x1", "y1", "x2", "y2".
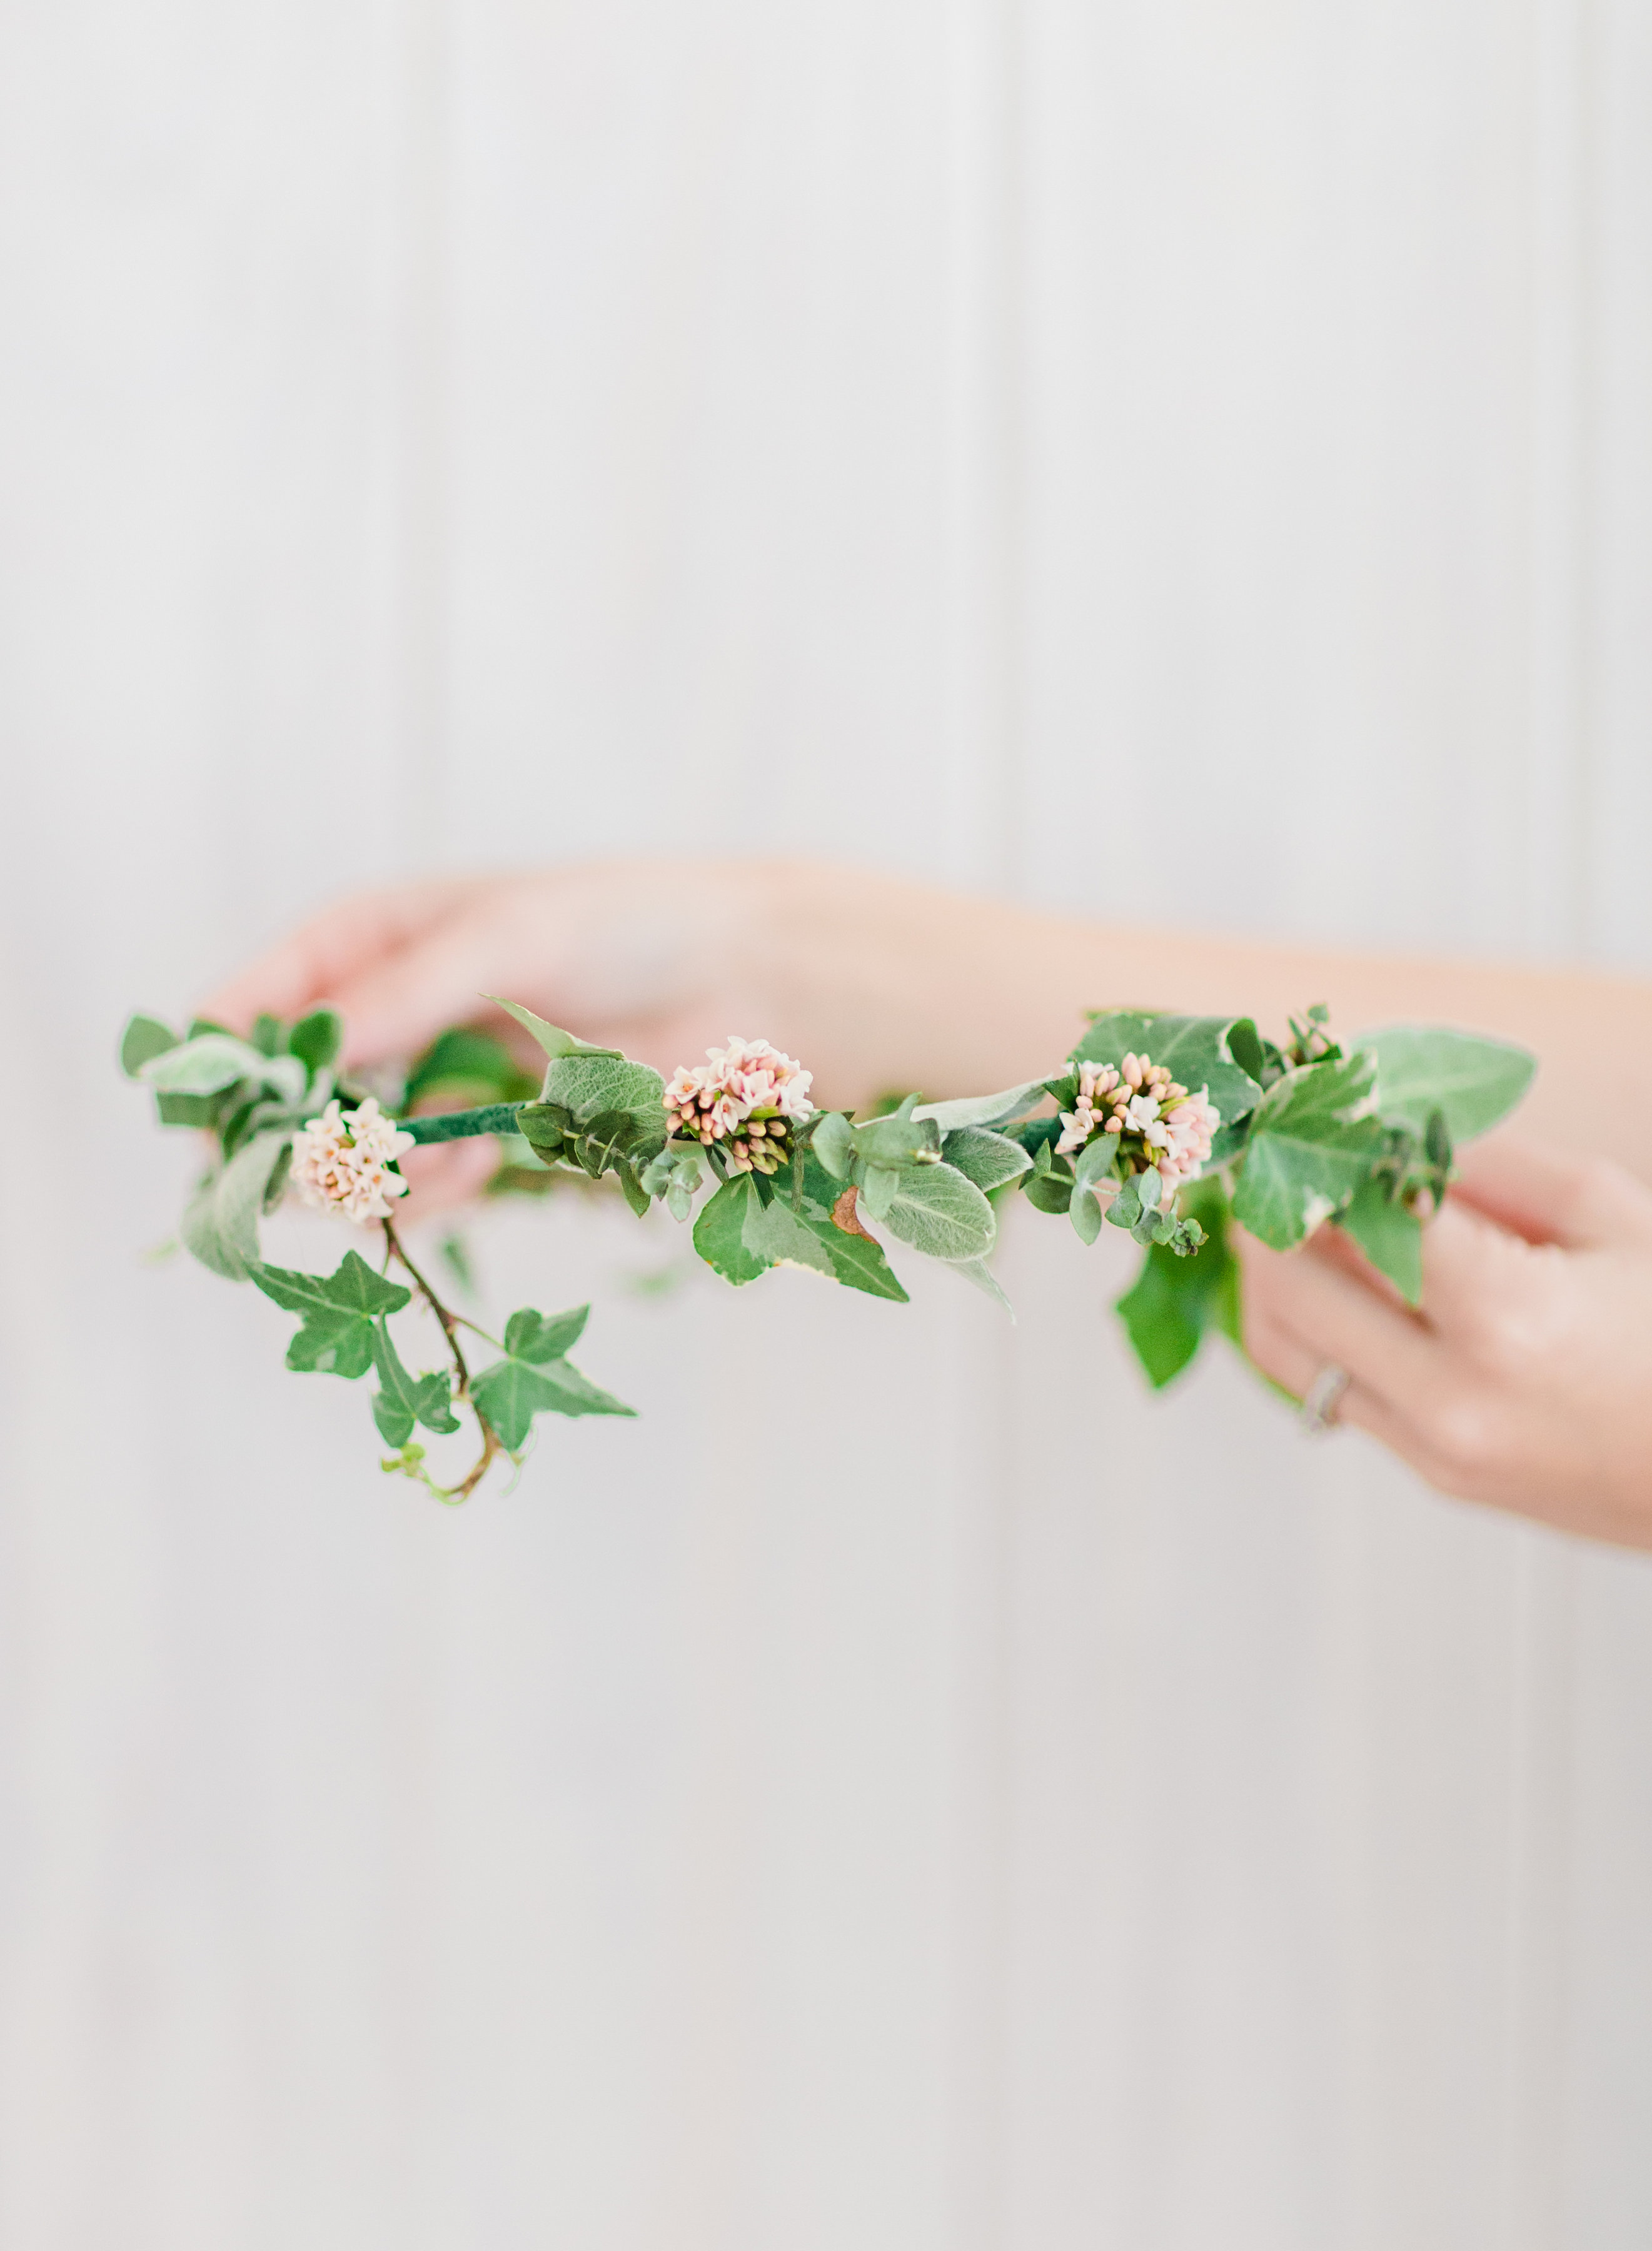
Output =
[{"x1": 121, "y1": 997, "x2": 1534, "y2": 1502}]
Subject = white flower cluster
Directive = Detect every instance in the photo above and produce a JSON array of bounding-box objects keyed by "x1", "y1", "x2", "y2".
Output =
[
  {"x1": 1055, "y1": 1053, "x2": 1221, "y2": 1199},
  {"x1": 664, "y1": 1035, "x2": 815, "y2": 1176},
  {"x1": 289, "y1": 1097, "x2": 416, "y2": 1224}
]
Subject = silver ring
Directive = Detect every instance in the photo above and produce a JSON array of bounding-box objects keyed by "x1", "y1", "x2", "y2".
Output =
[{"x1": 1300, "y1": 1364, "x2": 1350, "y2": 1436}]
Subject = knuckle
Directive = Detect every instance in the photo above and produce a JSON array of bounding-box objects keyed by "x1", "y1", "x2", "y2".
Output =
[{"x1": 1422, "y1": 1389, "x2": 1511, "y2": 1489}]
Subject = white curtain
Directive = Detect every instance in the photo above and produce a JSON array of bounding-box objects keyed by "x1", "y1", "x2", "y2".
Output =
[{"x1": 3, "y1": 5, "x2": 1649, "y2": 2245}]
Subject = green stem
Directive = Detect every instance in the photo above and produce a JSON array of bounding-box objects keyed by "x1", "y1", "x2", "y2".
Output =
[
  {"x1": 400, "y1": 1102, "x2": 525, "y2": 1144},
  {"x1": 381, "y1": 1217, "x2": 501, "y2": 1503}
]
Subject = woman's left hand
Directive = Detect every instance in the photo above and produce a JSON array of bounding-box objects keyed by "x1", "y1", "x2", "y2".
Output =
[{"x1": 1235, "y1": 1134, "x2": 1652, "y2": 1550}]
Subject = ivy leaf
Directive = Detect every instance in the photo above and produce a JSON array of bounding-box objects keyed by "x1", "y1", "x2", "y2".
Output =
[
  {"x1": 251, "y1": 1251, "x2": 411, "y2": 1377},
  {"x1": 940, "y1": 1127, "x2": 1033, "y2": 1194},
  {"x1": 1337, "y1": 1176, "x2": 1424, "y2": 1305},
  {"x1": 484, "y1": 996, "x2": 622, "y2": 1062},
  {"x1": 740, "y1": 1191, "x2": 838, "y2": 1279},
  {"x1": 181, "y1": 1132, "x2": 291, "y2": 1279},
  {"x1": 1360, "y1": 1025, "x2": 1536, "y2": 1142},
  {"x1": 1231, "y1": 1053, "x2": 1383, "y2": 1249},
  {"x1": 789, "y1": 1156, "x2": 910, "y2": 1301},
  {"x1": 470, "y1": 1306, "x2": 635, "y2": 1448},
  {"x1": 879, "y1": 1161, "x2": 997, "y2": 1264},
  {"x1": 370, "y1": 1321, "x2": 461, "y2": 1445},
  {"x1": 1070, "y1": 1011, "x2": 1264, "y2": 1130},
  {"x1": 121, "y1": 1014, "x2": 178, "y2": 1077},
  {"x1": 1114, "y1": 1179, "x2": 1240, "y2": 1388},
  {"x1": 404, "y1": 1024, "x2": 531, "y2": 1109},
  {"x1": 911, "y1": 1081, "x2": 1049, "y2": 1133},
  {"x1": 692, "y1": 1175, "x2": 769, "y2": 1284}
]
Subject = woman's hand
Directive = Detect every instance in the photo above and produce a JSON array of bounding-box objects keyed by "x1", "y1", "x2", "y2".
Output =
[
  {"x1": 1236, "y1": 1135, "x2": 1652, "y2": 1549},
  {"x1": 202, "y1": 862, "x2": 1094, "y2": 1107}
]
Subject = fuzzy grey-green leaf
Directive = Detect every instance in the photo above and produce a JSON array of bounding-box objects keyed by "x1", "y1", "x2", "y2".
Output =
[
  {"x1": 941, "y1": 1127, "x2": 1033, "y2": 1193},
  {"x1": 879, "y1": 1161, "x2": 997, "y2": 1264},
  {"x1": 181, "y1": 1132, "x2": 291, "y2": 1279},
  {"x1": 1360, "y1": 1025, "x2": 1536, "y2": 1143}
]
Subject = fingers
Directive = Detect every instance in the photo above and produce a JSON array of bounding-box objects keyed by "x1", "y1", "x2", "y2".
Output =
[
  {"x1": 1233, "y1": 1226, "x2": 1440, "y2": 1416},
  {"x1": 202, "y1": 879, "x2": 483, "y2": 1033},
  {"x1": 395, "y1": 1137, "x2": 503, "y2": 1226},
  {"x1": 1446, "y1": 1131, "x2": 1641, "y2": 1250},
  {"x1": 326, "y1": 914, "x2": 537, "y2": 1067}
]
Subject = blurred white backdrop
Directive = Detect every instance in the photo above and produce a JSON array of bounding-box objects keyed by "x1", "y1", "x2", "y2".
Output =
[{"x1": 2, "y1": 4, "x2": 1651, "y2": 2247}]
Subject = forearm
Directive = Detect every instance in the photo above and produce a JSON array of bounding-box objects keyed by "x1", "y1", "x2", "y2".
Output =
[{"x1": 768, "y1": 865, "x2": 1652, "y2": 1180}]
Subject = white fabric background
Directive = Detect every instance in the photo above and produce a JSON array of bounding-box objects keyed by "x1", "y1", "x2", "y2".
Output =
[{"x1": 2, "y1": 5, "x2": 1650, "y2": 2246}]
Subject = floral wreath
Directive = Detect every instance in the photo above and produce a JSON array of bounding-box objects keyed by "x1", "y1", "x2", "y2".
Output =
[{"x1": 121, "y1": 997, "x2": 1534, "y2": 1502}]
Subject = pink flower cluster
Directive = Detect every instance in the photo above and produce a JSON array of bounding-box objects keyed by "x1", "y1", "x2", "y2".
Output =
[
  {"x1": 664, "y1": 1035, "x2": 815, "y2": 1176},
  {"x1": 290, "y1": 1097, "x2": 416, "y2": 1224},
  {"x1": 1055, "y1": 1054, "x2": 1221, "y2": 1199}
]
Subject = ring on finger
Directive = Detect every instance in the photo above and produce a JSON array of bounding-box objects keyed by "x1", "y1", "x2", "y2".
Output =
[{"x1": 1300, "y1": 1363, "x2": 1351, "y2": 1437}]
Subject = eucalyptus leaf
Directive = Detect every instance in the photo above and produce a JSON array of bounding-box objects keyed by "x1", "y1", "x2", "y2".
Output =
[
  {"x1": 857, "y1": 1164, "x2": 901, "y2": 1222},
  {"x1": 809, "y1": 1111, "x2": 857, "y2": 1181},
  {"x1": 1360, "y1": 1025, "x2": 1536, "y2": 1142},
  {"x1": 1231, "y1": 1052, "x2": 1383, "y2": 1249},
  {"x1": 879, "y1": 1161, "x2": 997, "y2": 1264},
  {"x1": 849, "y1": 1097, "x2": 942, "y2": 1169}
]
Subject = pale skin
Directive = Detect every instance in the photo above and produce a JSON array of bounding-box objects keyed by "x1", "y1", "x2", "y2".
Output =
[{"x1": 206, "y1": 860, "x2": 1652, "y2": 1550}]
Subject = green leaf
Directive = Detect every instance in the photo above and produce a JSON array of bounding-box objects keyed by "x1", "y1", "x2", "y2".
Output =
[
  {"x1": 503, "y1": 1305, "x2": 591, "y2": 1361},
  {"x1": 951, "y1": 1256, "x2": 1015, "y2": 1316},
  {"x1": 370, "y1": 1321, "x2": 461, "y2": 1444},
  {"x1": 1070, "y1": 1011, "x2": 1264, "y2": 1130},
  {"x1": 249, "y1": 1013, "x2": 283, "y2": 1058},
  {"x1": 539, "y1": 1052, "x2": 667, "y2": 1135},
  {"x1": 141, "y1": 1032, "x2": 306, "y2": 1107},
  {"x1": 485, "y1": 997, "x2": 623, "y2": 1062},
  {"x1": 940, "y1": 1127, "x2": 1034, "y2": 1194},
  {"x1": 1114, "y1": 1178, "x2": 1240, "y2": 1388},
  {"x1": 849, "y1": 1097, "x2": 942, "y2": 1168},
  {"x1": 180, "y1": 1132, "x2": 291, "y2": 1279},
  {"x1": 1361, "y1": 1025, "x2": 1536, "y2": 1142},
  {"x1": 1022, "y1": 1171, "x2": 1073, "y2": 1215},
  {"x1": 251, "y1": 1250, "x2": 411, "y2": 1376},
  {"x1": 879, "y1": 1161, "x2": 997, "y2": 1264},
  {"x1": 156, "y1": 1090, "x2": 222, "y2": 1127},
  {"x1": 740, "y1": 1191, "x2": 838, "y2": 1280},
  {"x1": 857, "y1": 1163, "x2": 901, "y2": 1222},
  {"x1": 1231, "y1": 1052, "x2": 1383, "y2": 1250},
  {"x1": 912, "y1": 1081, "x2": 1049, "y2": 1133},
  {"x1": 808, "y1": 1111, "x2": 857, "y2": 1180},
  {"x1": 141, "y1": 1032, "x2": 269, "y2": 1095},
  {"x1": 121, "y1": 1014, "x2": 178, "y2": 1077},
  {"x1": 1337, "y1": 1176, "x2": 1425, "y2": 1306},
  {"x1": 801, "y1": 1218, "x2": 909, "y2": 1301},
  {"x1": 692, "y1": 1175, "x2": 770, "y2": 1284},
  {"x1": 288, "y1": 1007, "x2": 344, "y2": 1076},
  {"x1": 470, "y1": 1306, "x2": 635, "y2": 1447}
]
